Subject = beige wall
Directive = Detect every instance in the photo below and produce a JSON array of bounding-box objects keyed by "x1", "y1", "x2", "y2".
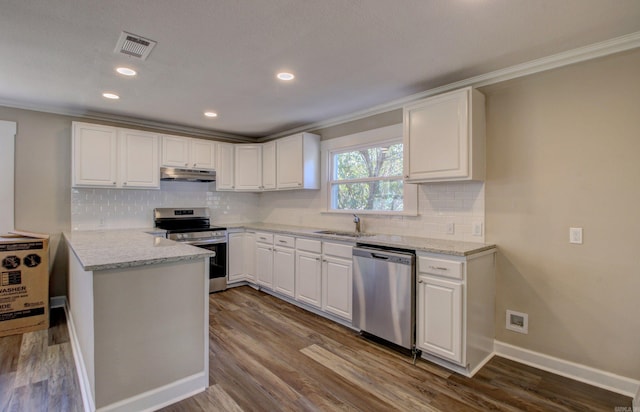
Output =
[
  {"x1": 482, "y1": 48, "x2": 640, "y2": 380},
  {"x1": 0, "y1": 107, "x2": 72, "y2": 297}
]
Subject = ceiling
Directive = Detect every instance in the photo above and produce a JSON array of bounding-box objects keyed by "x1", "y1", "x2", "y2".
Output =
[{"x1": 2, "y1": 1, "x2": 640, "y2": 139}]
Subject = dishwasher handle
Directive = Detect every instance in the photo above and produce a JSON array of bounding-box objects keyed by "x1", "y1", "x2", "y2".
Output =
[{"x1": 353, "y1": 247, "x2": 415, "y2": 266}]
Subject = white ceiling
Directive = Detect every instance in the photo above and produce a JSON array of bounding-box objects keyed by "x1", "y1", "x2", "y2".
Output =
[{"x1": 2, "y1": 0, "x2": 640, "y2": 139}]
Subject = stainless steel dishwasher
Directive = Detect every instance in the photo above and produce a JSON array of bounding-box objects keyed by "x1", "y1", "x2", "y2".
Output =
[{"x1": 352, "y1": 246, "x2": 417, "y2": 356}]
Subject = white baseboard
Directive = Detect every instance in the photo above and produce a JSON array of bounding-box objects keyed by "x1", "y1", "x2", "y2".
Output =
[
  {"x1": 62, "y1": 297, "x2": 95, "y2": 412},
  {"x1": 634, "y1": 385, "x2": 640, "y2": 409},
  {"x1": 494, "y1": 341, "x2": 640, "y2": 399},
  {"x1": 96, "y1": 372, "x2": 207, "y2": 412}
]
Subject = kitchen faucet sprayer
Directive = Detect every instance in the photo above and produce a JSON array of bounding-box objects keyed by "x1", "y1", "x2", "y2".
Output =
[{"x1": 353, "y1": 214, "x2": 361, "y2": 233}]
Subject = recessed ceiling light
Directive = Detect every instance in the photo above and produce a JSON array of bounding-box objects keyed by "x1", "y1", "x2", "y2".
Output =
[
  {"x1": 277, "y1": 72, "x2": 295, "y2": 81},
  {"x1": 102, "y1": 92, "x2": 120, "y2": 100},
  {"x1": 204, "y1": 111, "x2": 218, "y2": 118},
  {"x1": 116, "y1": 67, "x2": 137, "y2": 76}
]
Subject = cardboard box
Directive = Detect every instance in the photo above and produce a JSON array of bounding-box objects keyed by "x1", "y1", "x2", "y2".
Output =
[{"x1": 0, "y1": 230, "x2": 49, "y2": 337}]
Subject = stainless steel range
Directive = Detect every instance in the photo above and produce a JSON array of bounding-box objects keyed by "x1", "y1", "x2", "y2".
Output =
[{"x1": 154, "y1": 207, "x2": 227, "y2": 293}]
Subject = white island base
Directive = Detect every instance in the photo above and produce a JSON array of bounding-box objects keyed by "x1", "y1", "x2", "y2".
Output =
[{"x1": 67, "y1": 252, "x2": 209, "y2": 411}]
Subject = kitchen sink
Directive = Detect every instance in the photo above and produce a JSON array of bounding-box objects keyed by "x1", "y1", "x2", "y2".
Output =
[{"x1": 313, "y1": 230, "x2": 375, "y2": 238}]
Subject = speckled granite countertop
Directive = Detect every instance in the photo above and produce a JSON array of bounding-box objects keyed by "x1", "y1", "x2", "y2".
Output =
[
  {"x1": 64, "y1": 229, "x2": 214, "y2": 271},
  {"x1": 225, "y1": 223, "x2": 496, "y2": 257}
]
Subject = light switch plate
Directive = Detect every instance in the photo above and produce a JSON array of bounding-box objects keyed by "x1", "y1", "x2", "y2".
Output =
[
  {"x1": 569, "y1": 227, "x2": 583, "y2": 244},
  {"x1": 446, "y1": 223, "x2": 455, "y2": 235},
  {"x1": 472, "y1": 222, "x2": 483, "y2": 236}
]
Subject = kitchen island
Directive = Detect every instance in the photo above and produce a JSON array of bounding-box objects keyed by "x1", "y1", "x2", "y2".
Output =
[{"x1": 64, "y1": 229, "x2": 213, "y2": 412}]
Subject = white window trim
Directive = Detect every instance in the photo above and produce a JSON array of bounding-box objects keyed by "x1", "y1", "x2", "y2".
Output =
[{"x1": 320, "y1": 124, "x2": 418, "y2": 216}]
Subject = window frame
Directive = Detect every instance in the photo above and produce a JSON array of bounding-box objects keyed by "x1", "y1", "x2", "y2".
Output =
[{"x1": 320, "y1": 124, "x2": 418, "y2": 216}]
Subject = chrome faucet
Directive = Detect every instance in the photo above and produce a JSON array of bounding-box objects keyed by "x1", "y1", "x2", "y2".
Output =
[{"x1": 353, "y1": 214, "x2": 361, "y2": 233}]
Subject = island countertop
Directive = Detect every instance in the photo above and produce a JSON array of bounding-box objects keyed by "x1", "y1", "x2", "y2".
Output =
[
  {"x1": 64, "y1": 229, "x2": 214, "y2": 271},
  {"x1": 225, "y1": 222, "x2": 496, "y2": 256}
]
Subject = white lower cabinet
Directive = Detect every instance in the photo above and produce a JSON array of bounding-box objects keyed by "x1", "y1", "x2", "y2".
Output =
[
  {"x1": 415, "y1": 249, "x2": 495, "y2": 377},
  {"x1": 273, "y1": 235, "x2": 295, "y2": 298},
  {"x1": 322, "y1": 243, "x2": 353, "y2": 321},
  {"x1": 295, "y1": 249, "x2": 322, "y2": 308},
  {"x1": 256, "y1": 240, "x2": 274, "y2": 289},
  {"x1": 228, "y1": 232, "x2": 245, "y2": 284},
  {"x1": 244, "y1": 232, "x2": 256, "y2": 282},
  {"x1": 417, "y1": 275, "x2": 463, "y2": 364}
]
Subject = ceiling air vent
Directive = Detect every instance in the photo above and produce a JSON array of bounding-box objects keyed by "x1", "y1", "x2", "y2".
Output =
[{"x1": 114, "y1": 31, "x2": 157, "y2": 60}]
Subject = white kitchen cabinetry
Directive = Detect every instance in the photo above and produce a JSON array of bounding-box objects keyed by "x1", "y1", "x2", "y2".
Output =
[
  {"x1": 244, "y1": 232, "x2": 256, "y2": 282},
  {"x1": 415, "y1": 249, "x2": 495, "y2": 377},
  {"x1": 295, "y1": 238, "x2": 323, "y2": 309},
  {"x1": 228, "y1": 232, "x2": 245, "y2": 284},
  {"x1": 273, "y1": 235, "x2": 295, "y2": 298},
  {"x1": 120, "y1": 129, "x2": 160, "y2": 188},
  {"x1": 161, "y1": 135, "x2": 216, "y2": 170},
  {"x1": 216, "y1": 143, "x2": 235, "y2": 190},
  {"x1": 403, "y1": 87, "x2": 485, "y2": 182},
  {"x1": 276, "y1": 132, "x2": 320, "y2": 189},
  {"x1": 262, "y1": 141, "x2": 277, "y2": 190},
  {"x1": 73, "y1": 122, "x2": 118, "y2": 187},
  {"x1": 255, "y1": 232, "x2": 274, "y2": 289},
  {"x1": 322, "y1": 242, "x2": 353, "y2": 321},
  {"x1": 234, "y1": 144, "x2": 263, "y2": 191},
  {"x1": 72, "y1": 122, "x2": 159, "y2": 189}
]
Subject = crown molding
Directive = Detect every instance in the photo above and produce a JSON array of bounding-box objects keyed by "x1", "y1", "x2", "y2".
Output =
[
  {"x1": 263, "y1": 30, "x2": 640, "y2": 140},
  {"x1": 0, "y1": 98, "x2": 253, "y2": 143}
]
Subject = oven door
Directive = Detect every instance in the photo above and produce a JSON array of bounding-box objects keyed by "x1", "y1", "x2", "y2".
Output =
[{"x1": 189, "y1": 241, "x2": 227, "y2": 293}]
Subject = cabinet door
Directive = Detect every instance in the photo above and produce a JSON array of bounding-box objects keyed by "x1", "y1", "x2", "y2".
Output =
[
  {"x1": 244, "y1": 232, "x2": 256, "y2": 282},
  {"x1": 228, "y1": 233, "x2": 245, "y2": 283},
  {"x1": 273, "y1": 246, "x2": 295, "y2": 298},
  {"x1": 416, "y1": 275, "x2": 463, "y2": 364},
  {"x1": 322, "y1": 256, "x2": 352, "y2": 320},
  {"x1": 262, "y1": 141, "x2": 276, "y2": 190},
  {"x1": 72, "y1": 122, "x2": 118, "y2": 187},
  {"x1": 255, "y1": 243, "x2": 273, "y2": 289},
  {"x1": 162, "y1": 135, "x2": 191, "y2": 168},
  {"x1": 404, "y1": 88, "x2": 470, "y2": 181},
  {"x1": 234, "y1": 145, "x2": 262, "y2": 191},
  {"x1": 276, "y1": 134, "x2": 303, "y2": 189},
  {"x1": 120, "y1": 129, "x2": 160, "y2": 189},
  {"x1": 191, "y1": 139, "x2": 217, "y2": 170},
  {"x1": 216, "y1": 143, "x2": 235, "y2": 190},
  {"x1": 295, "y1": 250, "x2": 322, "y2": 308}
]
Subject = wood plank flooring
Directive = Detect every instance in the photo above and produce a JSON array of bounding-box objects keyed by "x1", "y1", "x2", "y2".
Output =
[
  {"x1": 0, "y1": 288, "x2": 632, "y2": 411},
  {"x1": 162, "y1": 286, "x2": 632, "y2": 411},
  {"x1": 0, "y1": 307, "x2": 83, "y2": 411}
]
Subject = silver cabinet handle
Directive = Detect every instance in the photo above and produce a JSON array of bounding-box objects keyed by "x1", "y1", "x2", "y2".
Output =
[
  {"x1": 112, "y1": 182, "x2": 117, "y2": 185},
  {"x1": 429, "y1": 265, "x2": 448, "y2": 271},
  {"x1": 123, "y1": 182, "x2": 127, "y2": 186},
  {"x1": 418, "y1": 279, "x2": 424, "y2": 283},
  {"x1": 278, "y1": 240, "x2": 287, "y2": 243},
  {"x1": 185, "y1": 163, "x2": 188, "y2": 167}
]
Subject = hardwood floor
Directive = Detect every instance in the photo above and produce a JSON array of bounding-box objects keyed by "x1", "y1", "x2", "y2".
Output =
[
  {"x1": 0, "y1": 307, "x2": 83, "y2": 411},
  {"x1": 162, "y1": 286, "x2": 632, "y2": 411},
  {"x1": 0, "y1": 288, "x2": 632, "y2": 411}
]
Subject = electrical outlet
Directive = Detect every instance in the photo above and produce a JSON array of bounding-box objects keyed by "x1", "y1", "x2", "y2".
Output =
[
  {"x1": 472, "y1": 222, "x2": 483, "y2": 236},
  {"x1": 446, "y1": 222, "x2": 455, "y2": 235},
  {"x1": 506, "y1": 310, "x2": 528, "y2": 334},
  {"x1": 569, "y1": 227, "x2": 583, "y2": 244}
]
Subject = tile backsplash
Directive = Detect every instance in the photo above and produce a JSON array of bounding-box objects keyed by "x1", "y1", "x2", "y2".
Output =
[
  {"x1": 71, "y1": 181, "x2": 259, "y2": 230},
  {"x1": 71, "y1": 180, "x2": 484, "y2": 242}
]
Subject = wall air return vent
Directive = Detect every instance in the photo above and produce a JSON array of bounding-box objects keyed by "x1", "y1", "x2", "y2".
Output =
[{"x1": 115, "y1": 31, "x2": 157, "y2": 60}]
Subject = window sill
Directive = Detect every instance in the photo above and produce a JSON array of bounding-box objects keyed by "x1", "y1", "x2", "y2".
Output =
[{"x1": 320, "y1": 209, "x2": 418, "y2": 217}]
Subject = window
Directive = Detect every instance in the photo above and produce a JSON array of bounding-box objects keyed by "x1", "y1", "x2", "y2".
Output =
[
  {"x1": 330, "y1": 140, "x2": 404, "y2": 211},
  {"x1": 321, "y1": 123, "x2": 417, "y2": 215}
]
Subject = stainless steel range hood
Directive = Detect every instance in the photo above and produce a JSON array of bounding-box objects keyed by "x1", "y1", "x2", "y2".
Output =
[{"x1": 160, "y1": 167, "x2": 216, "y2": 182}]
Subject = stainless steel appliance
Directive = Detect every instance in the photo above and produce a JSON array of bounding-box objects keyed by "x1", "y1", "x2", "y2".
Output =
[
  {"x1": 352, "y1": 245, "x2": 417, "y2": 356},
  {"x1": 160, "y1": 167, "x2": 216, "y2": 182},
  {"x1": 153, "y1": 207, "x2": 227, "y2": 292}
]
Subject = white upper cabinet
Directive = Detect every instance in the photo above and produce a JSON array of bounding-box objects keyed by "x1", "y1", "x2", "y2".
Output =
[
  {"x1": 73, "y1": 122, "x2": 118, "y2": 187},
  {"x1": 276, "y1": 132, "x2": 320, "y2": 190},
  {"x1": 119, "y1": 129, "x2": 160, "y2": 188},
  {"x1": 234, "y1": 144, "x2": 262, "y2": 191},
  {"x1": 262, "y1": 141, "x2": 277, "y2": 190},
  {"x1": 72, "y1": 122, "x2": 159, "y2": 189},
  {"x1": 403, "y1": 87, "x2": 485, "y2": 182},
  {"x1": 161, "y1": 135, "x2": 216, "y2": 170},
  {"x1": 216, "y1": 142, "x2": 235, "y2": 190}
]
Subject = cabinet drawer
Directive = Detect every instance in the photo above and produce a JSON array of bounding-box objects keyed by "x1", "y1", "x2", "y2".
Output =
[
  {"x1": 274, "y1": 235, "x2": 295, "y2": 248},
  {"x1": 418, "y1": 256, "x2": 463, "y2": 280},
  {"x1": 323, "y1": 242, "x2": 353, "y2": 259},
  {"x1": 296, "y1": 238, "x2": 322, "y2": 253},
  {"x1": 255, "y1": 232, "x2": 274, "y2": 244}
]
